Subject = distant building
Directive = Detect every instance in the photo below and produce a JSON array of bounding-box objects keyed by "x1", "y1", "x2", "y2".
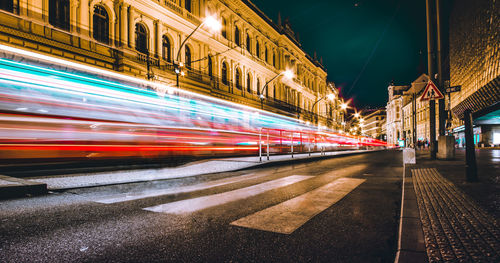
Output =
[
  {"x1": 362, "y1": 109, "x2": 386, "y2": 140},
  {"x1": 386, "y1": 84, "x2": 405, "y2": 146}
]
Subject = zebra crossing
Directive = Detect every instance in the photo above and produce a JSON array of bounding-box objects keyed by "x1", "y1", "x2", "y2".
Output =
[{"x1": 93, "y1": 173, "x2": 365, "y2": 234}]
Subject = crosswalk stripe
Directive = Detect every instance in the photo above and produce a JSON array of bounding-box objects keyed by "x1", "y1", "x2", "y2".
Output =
[
  {"x1": 143, "y1": 175, "x2": 312, "y2": 214},
  {"x1": 95, "y1": 173, "x2": 267, "y2": 204},
  {"x1": 230, "y1": 177, "x2": 366, "y2": 234}
]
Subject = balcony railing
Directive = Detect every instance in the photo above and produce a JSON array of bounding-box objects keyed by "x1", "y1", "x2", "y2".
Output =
[{"x1": 138, "y1": 55, "x2": 336, "y2": 123}]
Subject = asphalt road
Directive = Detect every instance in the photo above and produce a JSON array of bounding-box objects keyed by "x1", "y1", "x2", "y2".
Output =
[{"x1": 0, "y1": 150, "x2": 403, "y2": 262}]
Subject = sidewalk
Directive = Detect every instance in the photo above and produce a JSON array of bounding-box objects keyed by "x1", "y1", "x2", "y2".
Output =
[
  {"x1": 0, "y1": 149, "x2": 380, "y2": 195},
  {"x1": 396, "y1": 149, "x2": 500, "y2": 262}
]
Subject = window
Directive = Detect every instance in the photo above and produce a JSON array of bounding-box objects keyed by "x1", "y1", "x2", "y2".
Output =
[
  {"x1": 246, "y1": 34, "x2": 251, "y2": 53},
  {"x1": 256, "y1": 79, "x2": 261, "y2": 95},
  {"x1": 207, "y1": 56, "x2": 213, "y2": 77},
  {"x1": 93, "y1": 6, "x2": 109, "y2": 44},
  {"x1": 246, "y1": 73, "x2": 251, "y2": 93},
  {"x1": 162, "y1": 36, "x2": 171, "y2": 62},
  {"x1": 256, "y1": 42, "x2": 260, "y2": 58},
  {"x1": 185, "y1": 0, "x2": 191, "y2": 13},
  {"x1": 185, "y1": 46, "x2": 192, "y2": 69},
  {"x1": 135, "y1": 23, "x2": 148, "y2": 54},
  {"x1": 234, "y1": 26, "x2": 240, "y2": 46},
  {"x1": 265, "y1": 47, "x2": 268, "y2": 63},
  {"x1": 273, "y1": 52, "x2": 276, "y2": 67},
  {"x1": 0, "y1": 0, "x2": 13, "y2": 12},
  {"x1": 49, "y1": 0, "x2": 70, "y2": 30},
  {"x1": 221, "y1": 63, "x2": 228, "y2": 85},
  {"x1": 235, "y1": 68, "x2": 242, "y2": 89},
  {"x1": 221, "y1": 18, "x2": 227, "y2": 38}
]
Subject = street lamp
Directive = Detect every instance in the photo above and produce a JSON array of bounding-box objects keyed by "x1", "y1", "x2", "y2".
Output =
[
  {"x1": 174, "y1": 14, "x2": 221, "y2": 87},
  {"x1": 311, "y1": 92, "x2": 335, "y2": 124},
  {"x1": 259, "y1": 69, "x2": 294, "y2": 109}
]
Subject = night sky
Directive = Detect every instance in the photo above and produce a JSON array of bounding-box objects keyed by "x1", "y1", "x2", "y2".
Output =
[{"x1": 251, "y1": 0, "x2": 428, "y2": 109}]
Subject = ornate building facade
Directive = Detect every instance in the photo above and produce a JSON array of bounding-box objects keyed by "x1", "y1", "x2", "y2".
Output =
[{"x1": 0, "y1": 0, "x2": 341, "y2": 128}]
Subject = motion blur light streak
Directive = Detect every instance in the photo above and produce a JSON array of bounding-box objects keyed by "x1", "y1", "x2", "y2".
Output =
[{"x1": 0, "y1": 45, "x2": 387, "y2": 162}]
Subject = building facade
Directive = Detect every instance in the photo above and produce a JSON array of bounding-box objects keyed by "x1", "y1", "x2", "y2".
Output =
[
  {"x1": 386, "y1": 85, "x2": 404, "y2": 146},
  {"x1": 0, "y1": 0, "x2": 341, "y2": 128},
  {"x1": 448, "y1": 0, "x2": 500, "y2": 147},
  {"x1": 362, "y1": 109, "x2": 386, "y2": 140}
]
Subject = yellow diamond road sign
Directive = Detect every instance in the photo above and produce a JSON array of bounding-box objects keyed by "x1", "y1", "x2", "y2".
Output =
[{"x1": 420, "y1": 80, "x2": 444, "y2": 101}]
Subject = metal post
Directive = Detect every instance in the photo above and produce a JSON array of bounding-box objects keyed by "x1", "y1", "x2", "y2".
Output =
[
  {"x1": 291, "y1": 131, "x2": 294, "y2": 158},
  {"x1": 266, "y1": 129, "x2": 270, "y2": 161},
  {"x1": 280, "y1": 130, "x2": 282, "y2": 154},
  {"x1": 300, "y1": 132, "x2": 303, "y2": 154},
  {"x1": 464, "y1": 110, "x2": 477, "y2": 182},
  {"x1": 413, "y1": 93, "x2": 417, "y2": 149},
  {"x1": 436, "y1": 0, "x2": 446, "y2": 136},
  {"x1": 308, "y1": 133, "x2": 311, "y2": 156},
  {"x1": 426, "y1": 0, "x2": 437, "y2": 159},
  {"x1": 259, "y1": 129, "x2": 262, "y2": 162}
]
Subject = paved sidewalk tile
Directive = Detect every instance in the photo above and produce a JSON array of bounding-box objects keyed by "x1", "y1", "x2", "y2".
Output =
[{"x1": 412, "y1": 168, "x2": 500, "y2": 262}]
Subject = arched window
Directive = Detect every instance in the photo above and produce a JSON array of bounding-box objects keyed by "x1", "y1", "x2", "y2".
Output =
[
  {"x1": 235, "y1": 68, "x2": 242, "y2": 89},
  {"x1": 185, "y1": 46, "x2": 192, "y2": 69},
  {"x1": 221, "y1": 62, "x2": 228, "y2": 85},
  {"x1": 246, "y1": 73, "x2": 251, "y2": 93},
  {"x1": 162, "y1": 36, "x2": 171, "y2": 62},
  {"x1": 221, "y1": 18, "x2": 227, "y2": 39},
  {"x1": 0, "y1": 0, "x2": 13, "y2": 12},
  {"x1": 234, "y1": 26, "x2": 240, "y2": 46},
  {"x1": 256, "y1": 79, "x2": 261, "y2": 95},
  {"x1": 256, "y1": 42, "x2": 260, "y2": 58},
  {"x1": 135, "y1": 23, "x2": 148, "y2": 54},
  {"x1": 93, "y1": 6, "x2": 109, "y2": 44},
  {"x1": 185, "y1": 0, "x2": 192, "y2": 13},
  {"x1": 246, "y1": 34, "x2": 251, "y2": 53},
  {"x1": 273, "y1": 52, "x2": 276, "y2": 68},
  {"x1": 207, "y1": 56, "x2": 213, "y2": 77},
  {"x1": 265, "y1": 47, "x2": 268, "y2": 63},
  {"x1": 49, "y1": 0, "x2": 70, "y2": 30}
]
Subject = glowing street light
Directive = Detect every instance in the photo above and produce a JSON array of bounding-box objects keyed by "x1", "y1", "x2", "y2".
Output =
[
  {"x1": 259, "y1": 69, "x2": 294, "y2": 107},
  {"x1": 174, "y1": 14, "x2": 222, "y2": 87}
]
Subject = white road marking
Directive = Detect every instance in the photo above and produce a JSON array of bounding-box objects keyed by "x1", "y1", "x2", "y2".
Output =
[
  {"x1": 143, "y1": 175, "x2": 312, "y2": 214},
  {"x1": 94, "y1": 173, "x2": 268, "y2": 204},
  {"x1": 230, "y1": 178, "x2": 366, "y2": 234}
]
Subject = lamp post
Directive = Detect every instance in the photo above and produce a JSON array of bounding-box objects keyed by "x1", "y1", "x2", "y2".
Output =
[
  {"x1": 259, "y1": 69, "x2": 294, "y2": 109},
  {"x1": 311, "y1": 93, "x2": 335, "y2": 124},
  {"x1": 174, "y1": 15, "x2": 221, "y2": 87}
]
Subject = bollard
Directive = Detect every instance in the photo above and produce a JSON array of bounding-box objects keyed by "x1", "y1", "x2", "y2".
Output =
[
  {"x1": 266, "y1": 129, "x2": 270, "y2": 161},
  {"x1": 259, "y1": 130, "x2": 262, "y2": 162}
]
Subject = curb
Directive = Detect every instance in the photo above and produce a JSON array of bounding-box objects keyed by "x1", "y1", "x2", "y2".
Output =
[
  {"x1": 232, "y1": 149, "x2": 386, "y2": 171},
  {"x1": 0, "y1": 175, "x2": 47, "y2": 199},
  {"x1": 394, "y1": 164, "x2": 428, "y2": 263},
  {"x1": 30, "y1": 149, "x2": 387, "y2": 191}
]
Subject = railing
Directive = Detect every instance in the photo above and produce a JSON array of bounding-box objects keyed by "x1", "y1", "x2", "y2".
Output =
[{"x1": 137, "y1": 53, "x2": 159, "y2": 66}]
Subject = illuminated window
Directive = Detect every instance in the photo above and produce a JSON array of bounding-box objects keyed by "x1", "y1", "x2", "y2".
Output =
[
  {"x1": 185, "y1": 46, "x2": 192, "y2": 69},
  {"x1": 221, "y1": 18, "x2": 227, "y2": 38},
  {"x1": 185, "y1": 0, "x2": 191, "y2": 13},
  {"x1": 235, "y1": 68, "x2": 242, "y2": 89},
  {"x1": 49, "y1": 0, "x2": 70, "y2": 30},
  {"x1": 93, "y1": 6, "x2": 109, "y2": 44},
  {"x1": 234, "y1": 26, "x2": 240, "y2": 46},
  {"x1": 162, "y1": 36, "x2": 171, "y2": 62},
  {"x1": 247, "y1": 73, "x2": 251, "y2": 92},
  {"x1": 207, "y1": 56, "x2": 213, "y2": 77},
  {"x1": 246, "y1": 34, "x2": 251, "y2": 53},
  {"x1": 135, "y1": 23, "x2": 148, "y2": 54},
  {"x1": 0, "y1": 0, "x2": 13, "y2": 12},
  {"x1": 221, "y1": 62, "x2": 228, "y2": 85}
]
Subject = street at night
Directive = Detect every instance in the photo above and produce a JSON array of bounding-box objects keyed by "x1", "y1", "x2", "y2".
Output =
[
  {"x1": 1, "y1": 151, "x2": 401, "y2": 262},
  {"x1": 1, "y1": 0, "x2": 499, "y2": 262}
]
